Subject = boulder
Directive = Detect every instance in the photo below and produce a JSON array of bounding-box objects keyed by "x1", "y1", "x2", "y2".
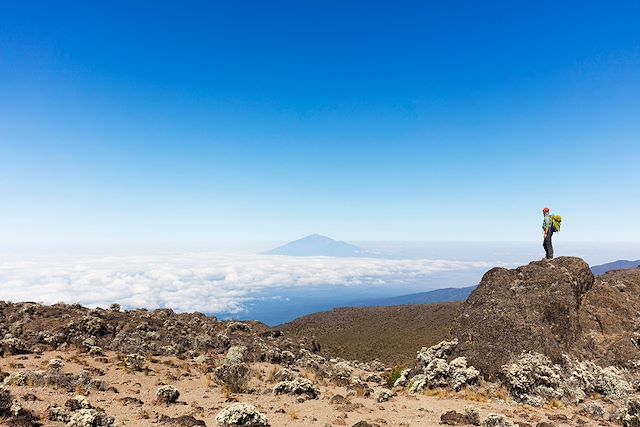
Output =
[
  {"x1": 48, "y1": 358, "x2": 65, "y2": 372},
  {"x1": 577, "y1": 268, "x2": 640, "y2": 368},
  {"x1": 272, "y1": 368, "x2": 296, "y2": 382},
  {"x1": 273, "y1": 377, "x2": 319, "y2": 400},
  {"x1": 441, "y1": 407, "x2": 480, "y2": 426},
  {"x1": 124, "y1": 353, "x2": 146, "y2": 371},
  {"x1": 155, "y1": 385, "x2": 180, "y2": 405},
  {"x1": 374, "y1": 389, "x2": 395, "y2": 403},
  {"x1": 158, "y1": 414, "x2": 206, "y2": 426},
  {"x1": 453, "y1": 257, "x2": 594, "y2": 376}
]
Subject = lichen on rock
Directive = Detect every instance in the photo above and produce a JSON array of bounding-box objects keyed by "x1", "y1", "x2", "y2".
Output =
[
  {"x1": 155, "y1": 385, "x2": 180, "y2": 405},
  {"x1": 273, "y1": 377, "x2": 319, "y2": 400}
]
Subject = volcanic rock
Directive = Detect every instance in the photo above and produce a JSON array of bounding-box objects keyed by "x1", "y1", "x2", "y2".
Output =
[
  {"x1": 576, "y1": 268, "x2": 640, "y2": 368},
  {"x1": 453, "y1": 257, "x2": 594, "y2": 376}
]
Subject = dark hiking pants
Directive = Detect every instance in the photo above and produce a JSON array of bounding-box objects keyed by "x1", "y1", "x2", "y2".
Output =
[{"x1": 543, "y1": 232, "x2": 554, "y2": 259}]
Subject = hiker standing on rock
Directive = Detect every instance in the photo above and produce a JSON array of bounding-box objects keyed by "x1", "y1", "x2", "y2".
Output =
[{"x1": 542, "y1": 207, "x2": 554, "y2": 259}]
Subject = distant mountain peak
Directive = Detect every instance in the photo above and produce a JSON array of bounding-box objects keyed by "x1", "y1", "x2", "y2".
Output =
[
  {"x1": 262, "y1": 234, "x2": 372, "y2": 257},
  {"x1": 303, "y1": 233, "x2": 334, "y2": 241}
]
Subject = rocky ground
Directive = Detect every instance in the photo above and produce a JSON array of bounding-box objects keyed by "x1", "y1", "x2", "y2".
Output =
[
  {"x1": 0, "y1": 257, "x2": 639, "y2": 426},
  {"x1": 0, "y1": 349, "x2": 622, "y2": 426}
]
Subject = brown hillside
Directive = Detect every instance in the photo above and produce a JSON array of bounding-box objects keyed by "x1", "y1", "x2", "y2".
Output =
[{"x1": 279, "y1": 302, "x2": 461, "y2": 366}]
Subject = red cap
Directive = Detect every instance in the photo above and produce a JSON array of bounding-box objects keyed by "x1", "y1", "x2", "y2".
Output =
[{"x1": 542, "y1": 207, "x2": 550, "y2": 213}]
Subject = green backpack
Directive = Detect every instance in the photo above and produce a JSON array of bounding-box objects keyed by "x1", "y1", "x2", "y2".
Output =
[{"x1": 551, "y1": 215, "x2": 562, "y2": 232}]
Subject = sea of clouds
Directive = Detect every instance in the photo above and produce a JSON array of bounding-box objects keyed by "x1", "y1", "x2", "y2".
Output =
[{"x1": 0, "y1": 253, "x2": 496, "y2": 315}]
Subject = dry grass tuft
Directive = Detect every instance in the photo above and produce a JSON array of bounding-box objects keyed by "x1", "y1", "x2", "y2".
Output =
[
  {"x1": 493, "y1": 387, "x2": 510, "y2": 401},
  {"x1": 545, "y1": 399, "x2": 564, "y2": 410},
  {"x1": 202, "y1": 373, "x2": 213, "y2": 388},
  {"x1": 267, "y1": 365, "x2": 279, "y2": 382},
  {"x1": 288, "y1": 407, "x2": 299, "y2": 420},
  {"x1": 424, "y1": 388, "x2": 452, "y2": 399},
  {"x1": 461, "y1": 387, "x2": 490, "y2": 402}
]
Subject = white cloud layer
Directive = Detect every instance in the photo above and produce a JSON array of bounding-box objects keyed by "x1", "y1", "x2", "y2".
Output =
[{"x1": 0, "y1": 253, "x2": 495, "y2": 314}]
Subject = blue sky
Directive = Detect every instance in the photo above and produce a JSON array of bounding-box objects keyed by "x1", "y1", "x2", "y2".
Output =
[{"x1": 1, "y1": 1, "x2": 639, "y2": 249}]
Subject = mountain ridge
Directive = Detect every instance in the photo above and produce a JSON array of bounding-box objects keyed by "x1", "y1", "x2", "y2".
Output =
[
  {"x1": 348, "y1": 285, "x2": 477, "y2": 307},
  {"x1": 590, "y1": 259, "x2": 640, "y2": 276}
]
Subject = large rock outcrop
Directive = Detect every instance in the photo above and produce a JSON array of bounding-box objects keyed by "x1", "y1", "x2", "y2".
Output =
[
  {"x1": 452, "y1": 257, "x2": 594, "y2": 377},
  {"x1": 576, "y1": 268, "x2": 640, "y2": 368}
]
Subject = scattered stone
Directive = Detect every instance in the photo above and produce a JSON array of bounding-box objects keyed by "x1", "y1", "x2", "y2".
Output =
[
  {"x1": 88, "y1": 346, "x2": 105, "y2": 356},
  {"x1": 546, "y1": 413, "x2": 567, "y2": 421},
  {"x1": 21, "y1": 393, "x2": 38, "y2": 402},
  {"x1": 273, "y1": 377, "x2": 319, "y2": 400},
  {"x1": 225, "y1": 322, "x2": 251, "y2": 333},
  {"x1": 374, "y1": 389, "x2": 395, "y2": 403},
  {"x1": 155, "y1": 385, "x2": 180, "y2": 405},
  {"x1": 48, "y1": 406, "x2": 71, "y2": 423},
  {"x1": 440, "y1": 410, "x2": 469, "y2": 425},
  {"x1": 351, "y1": 422, "x2": 380, "y2": 427},
  {"x1": 158, "y1": 414, "x2": 206, "y2": 426},
  {"x1": 119, "y1": 396, "x2": 144, "y2": 407},
  {"x1": 65, "y1": 395, "x2": 93, "y2": 411},
  {"x1": 329, "y1": 395, "x2": 349, "y2": 405},
  {"x1": 48, "y1": 358, "x2": 65, "y2": 371},
  {"x1": 272, "y1": 368, "x2": 296, "y2": 382},
  {"x1": 124, "y1": 353, "x2": 146, "y2": 371},
  {"x1": 364, "y1": 373, "x2": 384, "y2": 384},
  {"x1": 440, "y1": 407, "x2": 481, "y2": 426}
]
